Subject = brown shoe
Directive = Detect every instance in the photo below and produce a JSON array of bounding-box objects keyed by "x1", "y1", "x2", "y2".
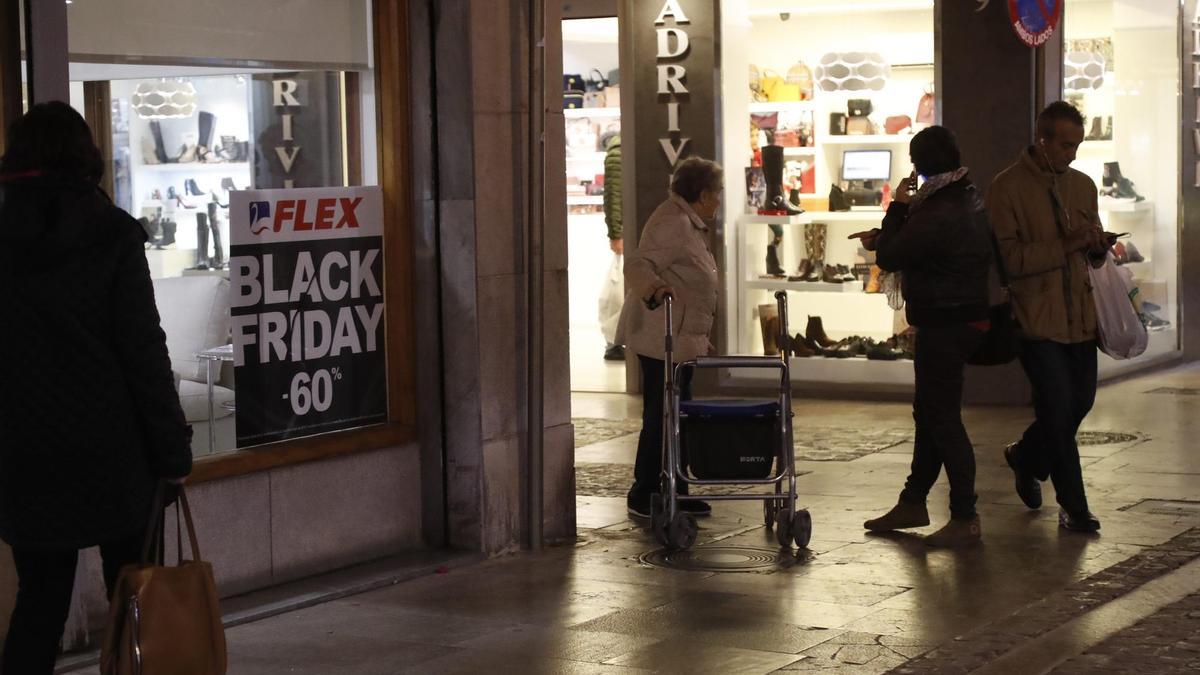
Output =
[
  {"x1": 864, "y1": 501, "x2": 929, "y2": 531},
  {"x1": 924, "y1": 516, "x2": 982, "y2": 548},
  {"x1": 791, "y1": 333, "x2": 815, "y2": 357},
  {"x1": 821, "y1": 264, "x2": 844, "y2": 284}
]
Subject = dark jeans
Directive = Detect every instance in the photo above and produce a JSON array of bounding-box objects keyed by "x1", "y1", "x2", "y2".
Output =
[
  {"x1": 2, "y1": 529, "x2": 146, "y2": 675},
  {"x1": 900, "y1": 323, "x2": 984, "y2": 520},
  {"x1": 630, "y1": 355, "x2": 693, "y2": 499},
  {"x1": 1012, "y1": 339, "x2": 1098, "y2": 514}
]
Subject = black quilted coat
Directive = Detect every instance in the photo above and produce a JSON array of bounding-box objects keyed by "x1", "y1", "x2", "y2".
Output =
[{"x1": 0, "y1": 173, "x2": 191, "y2": 549}]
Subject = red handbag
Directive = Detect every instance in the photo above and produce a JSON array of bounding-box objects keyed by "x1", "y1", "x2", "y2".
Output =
[
  {"x1": 773, "y1": 129, "x2": 801, "y2": 147},
  {"x1": 885, "y1": 115, "x2": 912, "y2": 135}
]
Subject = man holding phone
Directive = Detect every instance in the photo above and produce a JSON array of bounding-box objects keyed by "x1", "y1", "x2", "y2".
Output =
[{"x1": 987, "y1": 101, "x2": 1109, "y2": 533}]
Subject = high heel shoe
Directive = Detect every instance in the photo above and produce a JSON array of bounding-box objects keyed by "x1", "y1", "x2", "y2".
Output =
[
  {"x1": 220, "y1": 177, "x2": 238, "y2": 192},
  {"x1": 185, "y1": 178, "x2": 204, "y2": 196},
  {"x1": 167, "y1": 185, "x2": 196, "y2": 209},
  {"x1": 806, "y1": 316, "x2": 837, "y2": 348},
  {"x1": 210, "y1": 190, "x2": 228, "y2": 209}
]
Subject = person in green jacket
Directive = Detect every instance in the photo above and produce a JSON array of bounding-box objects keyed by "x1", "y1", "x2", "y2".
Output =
[{"x1": 601, "y1": 133, "x2": 625, "y2": 361}]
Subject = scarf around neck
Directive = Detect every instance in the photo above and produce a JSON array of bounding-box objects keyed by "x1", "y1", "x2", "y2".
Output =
[{"x1": 909, "y1": 166, "x2": 970, "y2": 210}]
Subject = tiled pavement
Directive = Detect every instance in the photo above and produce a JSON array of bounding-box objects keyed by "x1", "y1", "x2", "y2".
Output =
[{"x1": 64, "y1": 363, "x2": 1200, "y2": 674}]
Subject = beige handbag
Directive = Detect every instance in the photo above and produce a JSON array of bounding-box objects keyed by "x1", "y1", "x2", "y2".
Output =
[{"x1": 101, "y1": 485, "x2": 227, "y2": 675}]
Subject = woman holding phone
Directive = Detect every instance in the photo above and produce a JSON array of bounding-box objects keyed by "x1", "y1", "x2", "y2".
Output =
[{"x1": 850, "y1": 126, "x2": 993, "y2": 547}]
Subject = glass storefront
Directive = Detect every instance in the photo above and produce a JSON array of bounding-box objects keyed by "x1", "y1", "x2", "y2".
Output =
[
  {"x1": 1063, "y1": 0, "x2": 1182, "y2": 376},
  {"x1": 720, "y1": 0, "x2": 936, "y2": 391},
  {"x1": 61, "y1": 0, "x2": 379, "y2": 456}
]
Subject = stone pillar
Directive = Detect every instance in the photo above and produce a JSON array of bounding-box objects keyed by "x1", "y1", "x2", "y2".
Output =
[
  {"x1": 1183, "y1": 1, "x2": 1200, "y2": 360},
  {"x1": 431, "y1": 0, "x2": 574, "y2": 552},
  {"x1": 936, "y1": 0, "x2": 1061, "y2": 404}
]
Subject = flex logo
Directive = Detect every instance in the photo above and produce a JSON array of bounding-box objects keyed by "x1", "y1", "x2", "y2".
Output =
[
  {"x1": 250, "y1": 197, "x2": 363, "y2": 235},
  {"x1": 249, "y1": 201, "x2": 272, "y2": 235}
]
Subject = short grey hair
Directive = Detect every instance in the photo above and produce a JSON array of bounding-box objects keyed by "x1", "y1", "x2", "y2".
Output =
[{"x1": 670, "y1": 157, "x2": 723, "y2": 203}]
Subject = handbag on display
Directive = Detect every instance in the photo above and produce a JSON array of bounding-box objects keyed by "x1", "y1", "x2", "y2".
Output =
[
  {"x1": 607, "y1": 68, "x2": 619, "y2": 86},
  {"x1": 751, "y1": 112, "x2": 779, "y2": 130},
  {"x1": 564, "y1": 73, "x2": 585, "y2": 92},
  {"x1": 786, "y1": 61, "x2": 814, "y2": 101},
  {"x1": 761, "y1": 70, "x2": 801, "y2": 102},
  {"x1": 749, "y1": 64, "x2": 768, "y2": 102},
  {"x1": 967, "y1": 232, "x2": 1019, "y2": 366},
  {"x1": 916, "y1": 87, "x2": 935, "y2": 124},
  {"x1": 846, "y1": 117, "x2": 873, "y2": 135},
  {"x1": 884, "y1": 115, "x2": 913, "y2": 135},
  {"x1": 583, "y1": 91, "x2": 606, "y2": 108},
  {"x1": 829, "y1": 184, "x2": 851, "y2": 211},
  {"x1": 604, "y1": 85, "x2": 620, "y2": 108},
  {"x1": 773, "y1": 129, "x2": 801, "y2": 147},
  {"x1": 564, "y1": 92, "x2": 585, "y2": 109},
  {"x1": 586, "y1": 68, "x2": 608, "y2": 92},
  {"x1": 847, "y1": 99, "x2": 873, "y2": 117},
  {"x1": 829, "y1": 112, "x2": 847, "y2": 135},
  {"x1": 101, "y1": 484, "x2": 227, "y2": 675}
]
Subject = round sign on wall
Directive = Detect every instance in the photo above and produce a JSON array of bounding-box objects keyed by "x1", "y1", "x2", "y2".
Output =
[{"x1": 1008, "y1": 0, "x2": 1063, "y2": 47}]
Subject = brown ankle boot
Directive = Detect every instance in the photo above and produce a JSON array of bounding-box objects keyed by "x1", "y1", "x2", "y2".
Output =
[
  {"x1": 924, "y1": 516, "x2": 982, "y2": 547},
  {"x1": 806, "y1": 316, "x2": 836, "y2": 348},
  {"x1": 864, "y1": 501, "x2": 929, "y2": 531}
]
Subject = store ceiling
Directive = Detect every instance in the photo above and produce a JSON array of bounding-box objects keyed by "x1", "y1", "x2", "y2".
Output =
[{"x1": 748, "y1": 0, "x2": 933, "y2": 14}]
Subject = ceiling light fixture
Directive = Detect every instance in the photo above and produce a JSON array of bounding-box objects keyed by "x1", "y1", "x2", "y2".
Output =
[{"x1": 131, "y1": 80, "x2": 198, "y2": 119}]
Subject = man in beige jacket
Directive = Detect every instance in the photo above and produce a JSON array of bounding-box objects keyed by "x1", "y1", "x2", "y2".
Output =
[{"x1": 987, "y1": 102, "x2": 1108, "y2": 533}]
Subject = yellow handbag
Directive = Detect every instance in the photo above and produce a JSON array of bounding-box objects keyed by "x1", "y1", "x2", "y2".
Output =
[{"x1": 761, "y1": 70, "x2": 801, "y2": 102}]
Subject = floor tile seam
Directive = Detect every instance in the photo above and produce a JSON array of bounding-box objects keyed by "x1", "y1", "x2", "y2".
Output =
[
  {"x1": 968, "y1": 556, "x2": 1200, "y2": 675},
  {"x1": 895, "y1": 527, "x2": 1200, "y2": 671}
]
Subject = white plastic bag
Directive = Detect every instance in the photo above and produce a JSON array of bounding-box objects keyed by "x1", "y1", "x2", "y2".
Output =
[
  {"x1": 1089, "y1": 253, "x2": 1148, "y2": 360},
  {"x1": 598, "y1": 253, "x2": 624, "y2": 346}
]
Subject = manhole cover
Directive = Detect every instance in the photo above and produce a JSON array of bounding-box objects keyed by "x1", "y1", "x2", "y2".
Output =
[
  {"x1": 639, "y1": 546, "x2": 788, "y2": 572},
  {"x1": 1076, "y1": 431, "x2": 1139, "y2": 446},
  {"x1": 1145, "y1": 387, "x2": 1200, "y2": 396},
  {"x1": 1121, "y1": 500, "x2": 1200, "y2": 517}
]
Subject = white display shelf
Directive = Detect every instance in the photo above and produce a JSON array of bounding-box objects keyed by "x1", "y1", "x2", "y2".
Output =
[
  {"x1": 568, "y1": 195, "x2": 604, "y2": 205},
  {"x1": 566, "y1": 151, "x2": 607, "y2": 163},
  {"x1": 1099, "y1": 198, "x2": 1152, "y2": 213},
  {"x1": 748, "y1": 101, "x2": 816, "y2": 113},
  {"x1": 564, "y1": 107, "x2": 620, "y2": 119},
  {"x1": 1079, "y1": 140, "x2": 1114, "y2": 152},
  {"x1": 140, "y1": 162, "x2": 250, "y2": 172},
  {"x1": 783, "y1": 146, "x2": 817, "y2": 155},
  {"x1": 747, "y1": 278, "x2": 864, "y2": 294},
  {"x1": 739, "y1": 210, "x2": 885, "y2": 226},
  {"x1": 724, "y1": 354, "x2": 915, "y2": 391},
  {"x1": 821, "y1": 135, "x2": 912, "y2": 145}
]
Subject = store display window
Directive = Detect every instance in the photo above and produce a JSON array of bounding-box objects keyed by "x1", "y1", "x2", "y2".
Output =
[
  {"x1": 62, "y1": 0, "x2": 382, "y2": 457},
  {"x1": 720, "y1": 1, "x2": 935, "y2": 389},
  {"x1": 1063, "y1": 0, "x2": 1181, "y2": 373}
]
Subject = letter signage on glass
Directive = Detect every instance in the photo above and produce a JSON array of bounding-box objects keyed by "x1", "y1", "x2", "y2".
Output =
[{"x1": 229, "y1": 186, "x2": 387, "y2": 446}]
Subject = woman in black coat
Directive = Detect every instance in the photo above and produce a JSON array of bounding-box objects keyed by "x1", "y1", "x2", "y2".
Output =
[
  {"x1": 0, "y1": 102, "x2": 192, "y2": 673},
  {"x1": 853, "y1": 126, "x2": 993, "y2": 548}
]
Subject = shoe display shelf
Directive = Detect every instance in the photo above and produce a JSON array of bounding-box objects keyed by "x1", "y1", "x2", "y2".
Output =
[
  {"x1": 732, "y1": 212, "x2": 913, "y2": 393},
  {"x1": 564, "y1": 106, "x2": 620, "y2": 120}
]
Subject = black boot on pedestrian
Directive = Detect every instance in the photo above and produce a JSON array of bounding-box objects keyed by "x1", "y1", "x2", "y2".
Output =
[
  {"x1": 864, "y1": 501, "x2": 929, "y2": 531},
  {"x1": 1004, "y1": 442, "x2": 1042, "y2": 509},
  {"x1": 1059, "y1": 509, "x2": 1101, "y2": 533}
]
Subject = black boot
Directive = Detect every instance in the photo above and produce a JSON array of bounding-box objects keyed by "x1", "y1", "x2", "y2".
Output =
[
  {"x1": 789, "y1": 188, "x2": 805, "y2": 212},
  {"x1": 185, "y1": 178, "x2": 203, "y2": 196},
  {"x1": 195, "y1": 213, "x2": 210, "y2": 269},
  {"x1": 766, "y1": 244, "x2": 785, "y2": 276},
  {"x1": 149, "y1": 121, "x2": 170, "y2": 164},
  {"x1": 155, "y1": 218, "x2": 177, "y2": 249},
  {"x1": 207, "y1": 203, "x2": 224, "y2": 267},
  {"x1": 197, "y1": 111, "x2": 216, "y2": 162},
  {"x1": 1102, "y1": 161, "x2": 1120, "y2": 189},
  {"x1": 829, "y1": 184, "x2": 850, "y2": 211},
  {"x1": 760, "y1": 145, "x2": 802, "y2": 215}
]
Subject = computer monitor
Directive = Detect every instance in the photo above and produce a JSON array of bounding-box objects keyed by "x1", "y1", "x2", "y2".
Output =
[{"x1": 841, "y1": 150, "x2": 892, "y2": 182}]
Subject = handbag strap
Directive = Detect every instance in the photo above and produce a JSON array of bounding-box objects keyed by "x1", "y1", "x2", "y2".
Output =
[
  {"x1": 177, "y1": 486, "x2": 204, "y2": 562},
  {"x1": 589, "y1": 68, "x2": 606, "y2": 88},
  {"x1": 138, "y1": 482, "x2": 204, "y2": 565}
]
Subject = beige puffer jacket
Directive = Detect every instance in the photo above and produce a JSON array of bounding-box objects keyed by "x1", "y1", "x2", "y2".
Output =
[{"x1": 616, "y1": 193, "x2": 718, "y2": 362}]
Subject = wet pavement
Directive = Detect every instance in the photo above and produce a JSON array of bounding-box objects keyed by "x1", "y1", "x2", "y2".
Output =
[{"x1": 63, "y1": 363, "x2": 1200, "y2": 674}]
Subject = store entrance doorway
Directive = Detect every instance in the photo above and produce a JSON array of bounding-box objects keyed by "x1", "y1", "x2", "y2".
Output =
[{"x1": 563, "y1": 17, "x2": 625, "y2": 393}]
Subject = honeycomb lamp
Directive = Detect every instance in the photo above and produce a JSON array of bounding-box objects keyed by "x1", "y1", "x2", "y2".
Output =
[
  {"x1": 131, "y1": 80, "x2": 198, "y2": 119},
  {"x1": 814, "y1": 52, "x2": 890, "y2": 92},
  {"x1": 1064, "y1": 51, "x2": 1105, "y2": 92}
]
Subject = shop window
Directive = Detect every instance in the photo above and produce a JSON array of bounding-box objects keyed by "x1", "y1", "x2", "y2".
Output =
[
  {"x1": 1064, "y1": 0, "x2": 1180, "y2": 369},
  {"x1": 62, "y1": 0, "x2": 384, "y2": 459},
  {"x1": 720, "y1": 1, "x2": 935, "y2": 388}
]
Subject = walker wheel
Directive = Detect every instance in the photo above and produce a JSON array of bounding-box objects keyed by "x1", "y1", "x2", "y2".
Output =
[
  {"x1": 667, "y1": 513, "x2": 698, "y2": 550},
  {"x1": 764, "y1": 500, "x2": 780, "y2": 528},
  {"x1": 791, "y1": 509, "x2": 813, "y2": 549},
  {"x1": 774, "y1": 510, "x2": 792, "y2": 548},
  {"x1": 650, "y1": 494, "x2": 670, "y2": 547}
]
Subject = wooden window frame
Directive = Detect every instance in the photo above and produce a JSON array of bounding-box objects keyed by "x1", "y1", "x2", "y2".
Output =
[{"x1": 192, "y1": 0, "x2": 417, "y2": 482}]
